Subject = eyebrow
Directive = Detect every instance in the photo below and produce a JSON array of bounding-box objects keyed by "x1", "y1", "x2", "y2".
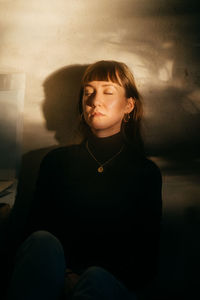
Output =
[{"x1": 102, "y1": 84, "x2": 117, "y2": 88}]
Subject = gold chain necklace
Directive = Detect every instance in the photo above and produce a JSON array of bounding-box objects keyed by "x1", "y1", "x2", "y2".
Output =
[{"x1": 86, "y1": 141, "x2": 124, "y2": 173}]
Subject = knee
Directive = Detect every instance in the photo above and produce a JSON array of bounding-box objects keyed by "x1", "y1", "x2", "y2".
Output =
[
  {"x1": 28, "y1": 230, "x2": 60, "y2": 246},
  {"x1": 17, "y1": 230, "x2": 64, "y2": 258}
]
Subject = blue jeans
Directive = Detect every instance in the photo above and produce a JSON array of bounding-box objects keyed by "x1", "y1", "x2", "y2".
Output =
[{"x1": 7, "y1": 231, "x2": 137, "y2": 300}]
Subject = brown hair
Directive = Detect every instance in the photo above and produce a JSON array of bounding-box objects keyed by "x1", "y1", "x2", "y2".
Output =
[{"x1": 78, "y1": 60, "x2": 144, "y2": 154}]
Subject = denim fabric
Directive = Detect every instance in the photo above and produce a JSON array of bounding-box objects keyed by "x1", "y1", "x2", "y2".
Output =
[
  {"x1": 71, "y1": 266, "x2": 137, "y2": 300},
  {"x1": 7, "y1": 231, "x2": 137, "y2": 300}
]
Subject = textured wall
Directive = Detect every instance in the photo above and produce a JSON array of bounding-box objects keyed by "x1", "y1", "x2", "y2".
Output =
[
  {"x1": 0, "y1": 0, "x2": 199, "y2": 154},
  {"x1": 0, "y1": 0, "x2": 199, "y2": 298}
]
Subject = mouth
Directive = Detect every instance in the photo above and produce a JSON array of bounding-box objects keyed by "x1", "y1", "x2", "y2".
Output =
[{"x1": 90, "y1": 111, "x2": 105, "y2": 117}]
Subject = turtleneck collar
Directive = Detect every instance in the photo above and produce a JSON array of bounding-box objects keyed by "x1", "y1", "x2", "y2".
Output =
[{"x1": 86, "y1": 131, "x2": 125, "y2": 163}]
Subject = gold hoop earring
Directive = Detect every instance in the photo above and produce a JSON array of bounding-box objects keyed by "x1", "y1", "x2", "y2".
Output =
[{"x1": 123, "y1": 113, "x2": 130, "y2": 123}]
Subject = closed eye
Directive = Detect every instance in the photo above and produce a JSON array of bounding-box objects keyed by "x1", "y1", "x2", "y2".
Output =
[
  {"x1": 103, "y1": 87, "x2": 115, "y2": 95},
  {"x1": 84, "y1": 90, "x2": 94, "y2": 96}
]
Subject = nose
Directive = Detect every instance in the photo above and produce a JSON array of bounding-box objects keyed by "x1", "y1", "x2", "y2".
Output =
[{"x1": 90, "y1": 91, "x2": 102, "y2": 108}]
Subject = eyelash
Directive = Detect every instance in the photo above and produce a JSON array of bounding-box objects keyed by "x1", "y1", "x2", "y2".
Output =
[{"x1": 84, "y1": 92, "x2": 113, "y2": 96}]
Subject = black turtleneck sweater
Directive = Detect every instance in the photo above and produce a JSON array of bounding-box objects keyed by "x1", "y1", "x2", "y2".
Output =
[{"x1": 26, "y1": 132, "x2": 162, "y2": 291}]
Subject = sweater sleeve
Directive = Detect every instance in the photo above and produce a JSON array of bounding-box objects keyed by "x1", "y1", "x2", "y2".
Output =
[
  {"x1": 139, "y1": 160, "x2": 162, "y2": 283},
  {"x1": 121, "y1": 159, "x2": 162, "y2": 291},
  {"x1": 25, "y1": 150, "x2": 58, "y2": 237}
]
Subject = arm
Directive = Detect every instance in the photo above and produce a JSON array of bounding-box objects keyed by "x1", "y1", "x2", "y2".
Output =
[
  {"x1": 134, "y1": 160, "x2": 162, "y2": 288},
  {"x1": 121, "y1": 160, "x2": 162, "y2": 291},
  {"x1": 141, "y1": 160, "x2": 162, "y2": 279},
  {"x1": 25, "y1": 151, "x2": 57, "y2": 237}
]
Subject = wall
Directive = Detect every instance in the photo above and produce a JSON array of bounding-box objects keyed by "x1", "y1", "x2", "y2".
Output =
[
  {"x1": 0, "y1": 0, "x2": 199, "y2": 153},
  {"x1": 0, "y1": 1, "x2": 199, "y2": 299}
]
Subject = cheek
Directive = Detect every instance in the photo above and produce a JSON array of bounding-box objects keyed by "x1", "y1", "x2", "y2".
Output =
[
  {"x1": 82, "y1": 102, "x2": 89, "y2": 117},
  {"x1": 108, "y1": 98, "x2": 126, "y2": 114},
  {"x1": 82, "y1": 104, "x2": 91, "y2": 124}
]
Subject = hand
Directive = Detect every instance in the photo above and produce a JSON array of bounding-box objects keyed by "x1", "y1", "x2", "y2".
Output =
[
  {"x1": 67, "y1": 272, "x2": 81, "y2": 288},
  {"x1": 65, "y1": 269, "x2": 81, "y2": 295}
]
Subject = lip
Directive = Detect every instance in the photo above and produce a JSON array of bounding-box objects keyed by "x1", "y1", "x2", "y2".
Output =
[{"x1": 91, "y1": 111, "x2": 105, "y2": 117}]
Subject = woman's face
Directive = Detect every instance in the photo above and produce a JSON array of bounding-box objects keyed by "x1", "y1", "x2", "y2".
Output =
[{"x1": 82, "y1": 80, "x2": 134, "y2": 137}]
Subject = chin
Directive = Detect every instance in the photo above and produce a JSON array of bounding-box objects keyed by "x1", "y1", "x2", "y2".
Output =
[{"x1": 90, "y1": 121, "x2": 111, "y2": 130}]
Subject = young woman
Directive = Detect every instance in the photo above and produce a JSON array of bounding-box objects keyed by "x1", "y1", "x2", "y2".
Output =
[{"x1": 7, "y1": 60, "x2": 162, "y2": 300}]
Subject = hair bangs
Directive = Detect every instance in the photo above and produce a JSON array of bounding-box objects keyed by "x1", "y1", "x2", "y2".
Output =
[{"x1": 81, "y1": 61, "x2": 122, "y2": 87}]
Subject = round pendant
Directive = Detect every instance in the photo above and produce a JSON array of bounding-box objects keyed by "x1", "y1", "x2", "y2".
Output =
[{"x1": 98, "y1": 166, "x2": 104, "y2": 173}]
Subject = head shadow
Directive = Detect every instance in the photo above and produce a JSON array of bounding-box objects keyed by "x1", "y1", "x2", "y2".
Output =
[
  {"x1": 42, "y1": 64, "x2": 89, "y2": 145},
  {"x1": 10, "y1": 64, "x2": 89, "y2": 242}
]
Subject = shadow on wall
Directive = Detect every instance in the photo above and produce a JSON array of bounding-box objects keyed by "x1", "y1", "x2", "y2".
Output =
[
  {"x1": 9, "y1": 64, "x2": 88, "y2": 245},
  {"x1": 42, "y1": 64, "x2": 88, "y2": 145},
  {"x1": 143, "y1": 84, "x2": 200, "y2": 161}
]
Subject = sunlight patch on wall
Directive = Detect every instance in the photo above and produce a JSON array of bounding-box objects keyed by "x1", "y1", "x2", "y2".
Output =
[
  {"x1": 0, "y1": 70, "x2": 25, "y2": 180},
  {"x1": 158, "y1": 60, "x2": 174, "y2": 82}
]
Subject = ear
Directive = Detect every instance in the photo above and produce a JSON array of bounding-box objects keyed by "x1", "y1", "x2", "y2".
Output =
[{"x1": 125, "y1": 97, "x2": 135, "y2": 113}]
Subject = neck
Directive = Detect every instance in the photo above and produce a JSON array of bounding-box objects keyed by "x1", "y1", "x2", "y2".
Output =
[
  {"x1": 86, "y1": 131, "x2": 124, "y2": 163},
  {"x1": 91, "y1": 128, "x2": 121, "y2": 138}
]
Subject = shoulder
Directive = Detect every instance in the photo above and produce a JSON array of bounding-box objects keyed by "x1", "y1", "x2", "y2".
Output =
[
  {"x1": 142, "y1": 157, "x2": 162, "y2": 183},
  {"x1": 39, "y1": 144, "x2": 83, "y2": 168},
  {"x1": 125, "y1": 146, "x2": 162, "y2": 178},
  {"x1": 125, "y1": 146, "x2": 162, "y2": 185},
  {"x1": 44, "y1": 144, "x2": 81, "y2": 157},
  {"x1": 139, "y1": 158, "x2": 163, "y2": 198},
  {"x1": 143, "y1": 158, "x2": 161, "y2": 175}
]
